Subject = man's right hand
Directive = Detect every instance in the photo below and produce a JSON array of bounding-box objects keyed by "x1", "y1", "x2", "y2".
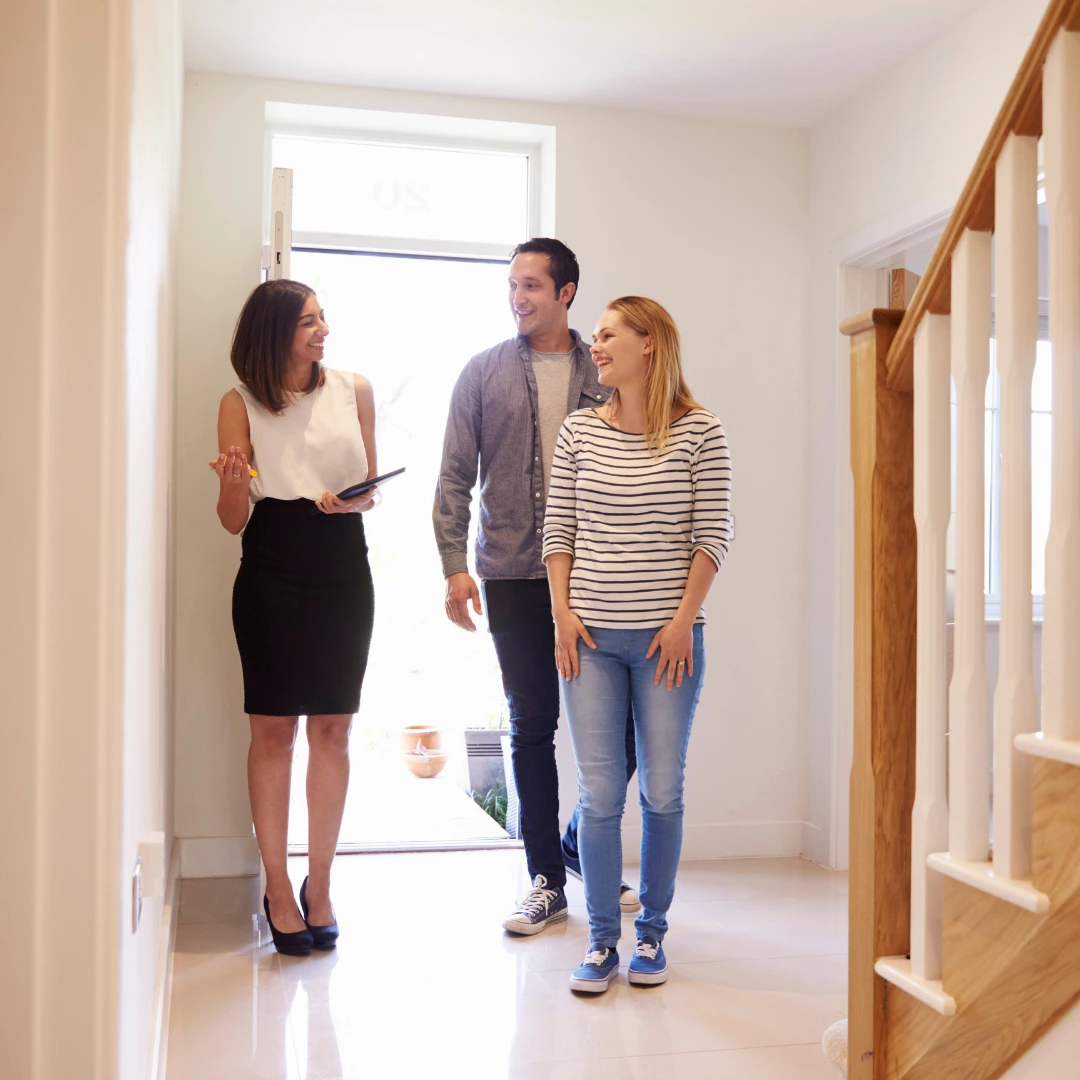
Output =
[{"x1": 445, "y1": 573, "x2": 482, "y2": 632}]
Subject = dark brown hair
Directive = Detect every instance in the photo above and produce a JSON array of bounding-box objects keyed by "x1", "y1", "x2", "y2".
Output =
[
  {"x1": 230, "y1": 279, "x2": 323, "y2": 414},
  {"x1": 509, "y1": 238, "x2": 579, "y2": 308}
]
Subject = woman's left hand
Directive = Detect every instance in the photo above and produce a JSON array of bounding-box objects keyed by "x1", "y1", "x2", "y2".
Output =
[
  {"x1": 315, "y1": 487, "x2": 377, "y2": 514},
  {"x1": 645, "y1": 618, "x2": 694, "y2": 690}
]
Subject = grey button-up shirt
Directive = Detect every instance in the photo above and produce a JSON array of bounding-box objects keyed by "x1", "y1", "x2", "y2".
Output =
[{"x1": 434, "y1": 331, "x2": 611, "y2": 581}]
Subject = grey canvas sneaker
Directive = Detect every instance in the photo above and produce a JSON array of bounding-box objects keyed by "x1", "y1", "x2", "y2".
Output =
[{"x1": 502, "y1": 874, "x2": 569, "y2": 935}]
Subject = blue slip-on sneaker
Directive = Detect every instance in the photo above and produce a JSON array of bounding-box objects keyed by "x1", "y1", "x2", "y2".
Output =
[
  {"x1": 627, "y1": 937, "x2": 668, "y2": 986},
  {"x1": 562, "y1": 856, "x2": 641, "y2": 915},
  {"x1": 562, "y1": 848, "x2": 583, "y2": 879},
  {"x1": 569, "y1": 945, "x2": 620, "y2": 993},
  {"x1": 502, "y1": 874, "x2": 569, "y2": 936}
]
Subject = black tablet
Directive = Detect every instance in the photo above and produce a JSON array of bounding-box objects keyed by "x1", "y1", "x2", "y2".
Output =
[{"x1": 336, "y1": 467, "x2": 406, "y2": 500}]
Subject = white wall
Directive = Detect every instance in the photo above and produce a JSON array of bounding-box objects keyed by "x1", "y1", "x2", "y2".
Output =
[
  {"x1": 175, "y1": 71, "x2": 812, "y2": 872},
  {"x1": 801, "y1": 0, "x2": 1050, "y2": 868},
  {"x1": 1, "y1": 0, "x2": 181, "y2": 1076}
]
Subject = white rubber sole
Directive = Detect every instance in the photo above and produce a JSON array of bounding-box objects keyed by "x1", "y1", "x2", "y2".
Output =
[
  {"x1": 569, "y1": 967, "x2": 619, "y2": 992},
  {"x1": 628, "y1": 967, "x2": 668, "y2": 986},
  {"x1": 502, "y1": 906, "x2": 569, "y2": 936}
]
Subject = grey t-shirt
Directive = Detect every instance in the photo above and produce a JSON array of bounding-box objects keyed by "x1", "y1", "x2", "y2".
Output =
[{"x1": 531, "y1": 349, "x2": 575, "y2": 495}]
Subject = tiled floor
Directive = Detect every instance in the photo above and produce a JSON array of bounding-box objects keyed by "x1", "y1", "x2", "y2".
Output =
[{"x1": 166, "y1": 851, "x2": 847, "y2": 1080}]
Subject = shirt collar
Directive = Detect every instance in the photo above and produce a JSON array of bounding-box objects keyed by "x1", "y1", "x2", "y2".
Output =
[{"x1": 516, "y1": 329, "x2": 587, "y2": 360}]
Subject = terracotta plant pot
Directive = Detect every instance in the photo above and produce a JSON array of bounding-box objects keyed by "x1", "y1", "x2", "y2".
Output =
[
  {"x1": 401, "y1": 725, "x2": 447, "y2": 778},
  {"x1": 400, "y1": 725, "x2": 442, "y2": 755},
  {"x1": 403, "y1": 749, "x2": 449, "y2": 779}
]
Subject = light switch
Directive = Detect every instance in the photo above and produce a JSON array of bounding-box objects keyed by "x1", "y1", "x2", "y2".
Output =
[
  {"x1": 139, "y1": 831, "x2": 166, "y2": 899},
  {"x1": 132, "y1": 855, "x2": 142, "y2": 933}
]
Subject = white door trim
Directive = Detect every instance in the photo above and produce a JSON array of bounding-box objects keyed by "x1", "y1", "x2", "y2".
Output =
[{"x1": 827, "y1": 194, "x2": 954, "y2": 870}]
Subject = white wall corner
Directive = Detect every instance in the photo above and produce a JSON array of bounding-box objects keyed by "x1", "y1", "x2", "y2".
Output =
[
  {"x1": 801, "y1": 819, "x2": 830, "y2": 865},
  {"x1": 180, "y1": 835, "x2": 261, "y2": 878}
]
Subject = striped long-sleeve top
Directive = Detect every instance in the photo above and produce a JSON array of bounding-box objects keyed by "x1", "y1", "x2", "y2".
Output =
[{"x1": 542, "y1": 408, "x2": 732, "y2": 629}]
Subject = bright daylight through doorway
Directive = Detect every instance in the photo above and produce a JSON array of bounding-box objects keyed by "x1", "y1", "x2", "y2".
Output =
[{"x1": 273, "y1": 130, "x2": 535, "y2": 850}]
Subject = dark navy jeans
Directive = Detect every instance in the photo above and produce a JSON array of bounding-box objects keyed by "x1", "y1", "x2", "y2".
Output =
[{"x1": 483, "y1": 578, "x2": 635, "y2": 889}]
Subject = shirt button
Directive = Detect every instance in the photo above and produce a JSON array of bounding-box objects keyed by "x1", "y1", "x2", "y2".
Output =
[
  {"x1": 536, "y1": 528, "x2": 541, "y2": 534},
  {"x1": 595, "y1": 394, "x2": 603, "y2": 400},
  {"x1": 535, "y1": 456, "x2": 539, "y2": 462},
  {"x1": 535, "y1": 492, "x2": 541, "y2": 498}
]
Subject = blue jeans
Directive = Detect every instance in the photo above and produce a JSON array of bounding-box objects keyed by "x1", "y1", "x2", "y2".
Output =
[
  {"x1": 483, "y1": 579, "x2": 636, "y2": 889},
  {"x1": 563, "y1": 624, "x2": 705, "y2": 948}
]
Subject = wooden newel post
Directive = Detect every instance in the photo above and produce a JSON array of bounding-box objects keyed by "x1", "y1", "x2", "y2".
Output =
[{"x1": 842, "y1": 310, "x2": 918, "y2": 1080}]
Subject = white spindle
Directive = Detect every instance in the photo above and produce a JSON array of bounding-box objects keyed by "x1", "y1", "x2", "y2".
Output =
[
  {"x1": 1042, "y1": 30, "x2": 1080, "y2": 742},
  {"x1": 993, "y1": 134, "x2": 1039, "y2": 879},
  {"x1": 949, "y1": 228, "x2": 992, "y2": 862},
  {"x1": 911, "y1": 313, "x2": 951, "y2": 980}
]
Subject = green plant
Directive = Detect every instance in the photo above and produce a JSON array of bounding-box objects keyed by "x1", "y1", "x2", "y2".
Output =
[
  {"x1": 470, "y1": 782, "x2": 508, "y2": 830},
  {"x1": 472, "y1": 702, "x2": 511, "y2": 730}
]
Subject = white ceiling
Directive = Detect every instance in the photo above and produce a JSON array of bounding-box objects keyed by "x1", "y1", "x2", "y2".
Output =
[{"x1": 183, "y1": 0, "x2": 989, "y2": 128}]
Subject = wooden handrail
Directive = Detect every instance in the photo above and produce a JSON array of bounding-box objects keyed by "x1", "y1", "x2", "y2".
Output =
[{"x1": 884, "y1": 0, "x2": 1080, "y2": 392}]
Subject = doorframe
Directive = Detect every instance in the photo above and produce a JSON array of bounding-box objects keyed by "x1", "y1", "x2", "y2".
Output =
[{"x1": 826, "y1": 194, "x2": 954, "y2": 871}]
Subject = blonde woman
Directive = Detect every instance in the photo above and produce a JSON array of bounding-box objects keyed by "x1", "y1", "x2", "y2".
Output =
[{"x1": 543, "y1": 296, "x2": 731, "y2": 993}]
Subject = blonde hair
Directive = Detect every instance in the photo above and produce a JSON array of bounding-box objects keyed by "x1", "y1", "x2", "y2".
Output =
[{"x1": 604, "y1": 296, "x2": 701, "y2": 454}]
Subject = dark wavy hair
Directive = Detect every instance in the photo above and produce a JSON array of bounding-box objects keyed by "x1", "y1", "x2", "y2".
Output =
[
  {"x1": 509, "y1": 238, "x2": 580, "y2": 308},
  {"x1": 231, "y1": 279, "x2": 323, "y2": 414}
]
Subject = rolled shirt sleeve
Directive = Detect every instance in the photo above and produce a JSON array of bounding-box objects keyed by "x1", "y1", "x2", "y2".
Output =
[
  {"x1": 689, "y1": 416, "x2": 732, "y2": 571},
  {"x1": 542, "y1": 420, "x2": 578, "y2": 560}
]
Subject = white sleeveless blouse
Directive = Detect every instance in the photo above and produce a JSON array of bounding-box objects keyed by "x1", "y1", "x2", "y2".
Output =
[{"x1": 236, "y1": 367, "x2": 369, "y2": 502}]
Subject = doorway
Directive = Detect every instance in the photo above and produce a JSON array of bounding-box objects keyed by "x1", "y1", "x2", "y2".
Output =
[{"x1": 269, "y1": 123, "x2": 544, "y2": 850}]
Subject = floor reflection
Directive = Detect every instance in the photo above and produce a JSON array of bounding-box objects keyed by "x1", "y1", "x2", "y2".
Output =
[{"x1": 167, "y1": 850, "x2": 848, "y2": 1080}]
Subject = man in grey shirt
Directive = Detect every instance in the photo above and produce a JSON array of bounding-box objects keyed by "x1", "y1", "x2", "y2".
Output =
[{"x1": 434, "y1": 238, "x2": 638, "y2": 934}]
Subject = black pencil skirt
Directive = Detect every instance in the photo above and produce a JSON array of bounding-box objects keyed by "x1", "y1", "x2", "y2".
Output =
[{"x1": 232, "y1": 498, "x2": 375, "y2": 716}]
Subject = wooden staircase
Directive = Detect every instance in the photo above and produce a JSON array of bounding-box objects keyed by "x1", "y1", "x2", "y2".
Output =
[
  {"x1": 841, "y1": 2, "x2": 1080, "y2": 1076},
  {"x1": 882, "y1": 759, "x2": 1080, "y2": 1077}
]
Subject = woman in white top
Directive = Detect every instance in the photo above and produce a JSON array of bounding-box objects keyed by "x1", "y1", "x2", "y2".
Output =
[
  {"x1": 543, "y1": 296, "x2": 731, "y2": 993},
  {"x1": 210, "y1": 279, "x2": 378, "y2": 956}
]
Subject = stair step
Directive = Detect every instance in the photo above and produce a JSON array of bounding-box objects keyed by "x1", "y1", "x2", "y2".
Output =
[
  {"x1": 874, "y1": 957, "x2": 957, "y2": 1015},
  {"x1": 927, "y1": 852, "x2": 1050, "y2": 913},
  {"x1": 1015, "y1": 731, "x2": 1080, "y2": 766}
]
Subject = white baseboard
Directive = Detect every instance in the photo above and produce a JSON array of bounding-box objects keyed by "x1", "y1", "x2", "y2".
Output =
[
  {"x1": 179, "y1": 835, "x2": 260, "y2": 878},
  {"x1": 148, "y1": 840, "x2": 181, "y2": 1080},
  {"x1": 180, "y1": 823, "x2": 823, "y2": 871},
  {"x1": 621, "y1": 819, "x2": 810, "y2": 861}
]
